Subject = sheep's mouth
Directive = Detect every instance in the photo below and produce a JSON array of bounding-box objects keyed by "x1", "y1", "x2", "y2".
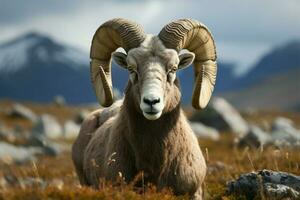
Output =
[
  {"x1": 145, "y1": 111, "x2": 159, "y2": 115},
  {"x1": 142, "y1": 110, "x2": 162, "y2": 120}
]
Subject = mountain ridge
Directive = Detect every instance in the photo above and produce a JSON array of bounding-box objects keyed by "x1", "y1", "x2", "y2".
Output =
[{"x1": 1, "y1": 31, "x2": 299, "y2": 110}]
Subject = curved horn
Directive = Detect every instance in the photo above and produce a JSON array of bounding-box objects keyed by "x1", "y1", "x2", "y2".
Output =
[
  {"x1": 158, "y1": 19, "x2": 217, "y2": 109},
  {"x1": 90, "y1": 18, "x2": 146, "y2": 106}
]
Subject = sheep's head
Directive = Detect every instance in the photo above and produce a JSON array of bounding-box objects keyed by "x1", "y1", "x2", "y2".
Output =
[
  {"x1": 112, "y1": 36, "x2": 194, "y2": 120},
  {"x1": 90, "y1": 18, "x2": 217, "y2": 120}
]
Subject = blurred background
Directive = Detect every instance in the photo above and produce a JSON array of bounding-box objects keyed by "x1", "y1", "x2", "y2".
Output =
[{"x1": 0, "y1": 0, "x2": 299, "y2": 110}]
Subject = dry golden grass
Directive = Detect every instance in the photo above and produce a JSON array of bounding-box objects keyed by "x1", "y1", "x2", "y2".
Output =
[
  {"x1": 0, "y1": 134, "x2": 299, "y2": 200},
  {"x1": 0, "y1": 100, "x2": 300, "y2": 199}
]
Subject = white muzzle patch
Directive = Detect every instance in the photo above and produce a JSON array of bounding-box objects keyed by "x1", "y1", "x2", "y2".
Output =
[{"x1": 140, "y1": 87, "x2": 164, "y2": 120}]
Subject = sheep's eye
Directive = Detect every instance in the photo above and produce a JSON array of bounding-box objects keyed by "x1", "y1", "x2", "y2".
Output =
[{"x1": 167, "y1": 66, "x2": 177, "y2": 74}]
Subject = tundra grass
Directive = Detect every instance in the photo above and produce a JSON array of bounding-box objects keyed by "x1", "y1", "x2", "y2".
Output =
[{"x1": 0, "y1": 101, "x2": 299, "y2": 199}]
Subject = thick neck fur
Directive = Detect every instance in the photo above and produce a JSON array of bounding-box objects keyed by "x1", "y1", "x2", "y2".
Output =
[
  {"x1": 120, "y1": 84, "x2": 182, "y2": 179},
  {"x1": 120, "y1": 81, "x2": 183, "y2": 180}
]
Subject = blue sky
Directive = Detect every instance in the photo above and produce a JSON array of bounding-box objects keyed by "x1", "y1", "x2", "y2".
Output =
[{"x1": 1, "y1": 0, "x2": 299, "y2": 75}]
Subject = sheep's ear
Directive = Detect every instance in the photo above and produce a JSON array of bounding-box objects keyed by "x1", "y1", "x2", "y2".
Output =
[
  {"x1": 178, "y1": 52, "x2": 195, "y2": 70},
  {"x1": 112, "y1": 52, "x2": 127, "y2": 69}
]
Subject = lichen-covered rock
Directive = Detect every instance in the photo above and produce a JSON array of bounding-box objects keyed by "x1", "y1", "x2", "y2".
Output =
[
  {"x1": 190, "y1": 97, "x2": 249, "y2": 136},
  {"x1": 0, "y1": 142, "x2": 42, "y2": 164},
  {"x1": 271, "y1": 117, "x2": 300, "y2": 148},
  {"x1": 0, "y1": 123, "x2": 15, "y2": 142},
  {"x1": 189, "y1": 121, "x2": 220, "y2": 141},
  {"x1": 63, "y1": 120, "x2": 80, "y2": 139},
  {"x1": 239, "y1": 125, "x2": 273, "y2": 148},
  {"x1": 32, "y1": 114, "x2": 63, "y2": 139},
  {"x1": 227, "y1": 169, "x2": 300, "y2": 199},
  {"x1": 8, "y1": 103, "x2": 37, "y2": 123},
  {"x1": 2, "y1": 175, "x2": 46, "y2": 189},
  {"x1": 26, "y1": 135, "x2": 65, "y2": 156},
  {"x1": 207, "y1": 161, "x2": 231, "y2": 175},
  {"x1": 264, "y1": 183, "x2": 300, "y2": 200}
]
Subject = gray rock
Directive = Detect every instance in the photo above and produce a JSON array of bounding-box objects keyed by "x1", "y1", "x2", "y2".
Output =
[
  {"x1": 189, "y1": 122, "x2": 220, "y2": 141},
  {"x1": 207, "y1": 161, "x2": 231, "y2": 175},
  {"x1": 0, "y1": 142, "x2": 42, "y2": 164},
  {"x1": 63, "y1": 120, "x2": 80, "y2": 139},
  {"x1": 227, "y1": 169, "x2": 300, "y2": 199},
  {"x1": 272, "y1": 117, "x2": 295, "y2": 131},
  {"x1": 19, "y1": 177, "x2": 47, "y2": 189},
  {"x1": 26, "y1": 135, "x2": 63, "y2": 156},
  {"x1": 0, "y1": 123, "x2": 28, "y2": 143},
  {"x1": 191, "y1": 97, "x2": 249, "y2": 136},
  {"x1": 239, "y1": 125, "x2": 273, "y2": 148},
  {"x1": 271, "y1": 117, "x2": 300, "y2": 148},
  {"x1": 0, "y1": 123, "x2": 14, "y2": 141},
  {"x1": 42, "y1": 143, "x2": 62, "y2": 156},
  {"x1": 264, "y1": 183, "x2": 300, "y2": 200},
  {"x1": 8, "y1": 104, "x2": 37, "y2": 123},
  {"x1": 53, "y1": 95, "x2": 66, "y2": 106},
  {"x1": 2, "y1": 175, "x2": 46, "y2": 189},
  {"x1": 32, "y1": 114, "x2": 63, "y2": 139},
  {"x1": 2, "y1": 175, "x2": 63, "y2": 190}
]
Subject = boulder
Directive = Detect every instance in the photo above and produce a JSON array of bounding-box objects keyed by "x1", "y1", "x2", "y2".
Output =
[
  {"x1": 2, "y1": 175, "x2": 46, "y2": 189},
  {"x1": 272, "y1": 117, "x2": 295, "y2": 131},
  {"x1": 207, "y1": 161, "x2": 231, "y2": 175},
  {"x1": 2, "y1": 175, "x2": 63, "y2": 190},
  {"x1": 0, "y1": 142, "x2": 42, "y2": 164},
  {"x1": 0, "y1": 123, "x2": 15, "y2": 142},
  {"x1": 227, "y1": 169, "x2": 300, "y2": 199},
  {"x1": 264, "y1": 183, "x2": 300, "y2": 200},
  {"x1": 190, "y1": 97, "x2": 249, "y2": 136},
  {"x1": 53, "y1": 95, "x2": 66, "y2": 106},
  {"x1": 239, "y1": 125, "x2": 273, "y2": 148},
  {"x1": 63, "y1": 120, "x2": 80, "y2": 139},
  {"x1": 32, "y1": 114, "x2": 63, "y2": 139},
  {"x1": 26, "y1": 135, "x2": 62, "y2": 156},
  {"x1": 189, "y1": 122, "x2": 220, "y2": 141},
  {"x1": 8, "y1": 104, "x2": 37, "y2": 123},
  {"x1": 271, "y1": 117, "x2": 300, "y2": 148}
]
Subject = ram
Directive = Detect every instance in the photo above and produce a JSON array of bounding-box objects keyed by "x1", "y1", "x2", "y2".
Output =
[{"x1": 72, "y1": 18, "x2": 217, "y2": 200}]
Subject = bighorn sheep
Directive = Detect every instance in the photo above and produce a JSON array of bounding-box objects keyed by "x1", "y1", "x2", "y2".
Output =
[{"x1": 72, "y1": 18, "x2": 217, "y2": 200}]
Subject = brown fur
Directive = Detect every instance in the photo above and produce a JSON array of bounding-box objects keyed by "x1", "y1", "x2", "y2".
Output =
[{"x1": 72, "y1": 80, "x2": 206, "y2": 199}]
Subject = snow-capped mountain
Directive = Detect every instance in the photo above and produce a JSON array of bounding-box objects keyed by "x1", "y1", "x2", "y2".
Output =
[
  {"x1": 0, "y1": 32, "x2": 238, "y2": 105},
  {"x1": 0, "y1": 32, "x2": 88, "y2": 73},
  {"x1": 0, "y1": 32, "x2": 96, "y2": 103}
]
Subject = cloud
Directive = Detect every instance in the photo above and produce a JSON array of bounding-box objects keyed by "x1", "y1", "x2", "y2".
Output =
[{"x1": 0, "y1": 0, "x2": 300, "y2": 71}]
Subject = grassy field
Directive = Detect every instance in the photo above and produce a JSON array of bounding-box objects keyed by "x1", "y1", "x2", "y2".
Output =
[{"x1": 0, "y1": 100, "x2": 299, "y2": 199}]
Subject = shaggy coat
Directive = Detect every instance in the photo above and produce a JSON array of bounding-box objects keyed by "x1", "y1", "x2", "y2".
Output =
[{"x1": 72, "y1": 80, "x2": 207, "y2": 199}]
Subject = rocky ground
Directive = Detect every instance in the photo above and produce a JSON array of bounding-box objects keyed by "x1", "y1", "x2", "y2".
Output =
[{"x1": 0, "y1": 98, "x2": 300, "y2": 200}]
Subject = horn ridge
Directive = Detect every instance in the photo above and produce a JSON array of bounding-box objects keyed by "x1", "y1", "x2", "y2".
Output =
[
  {"x1": 158, "y1": 19, "x2": 217, "y2": 109},
  {"x1": 90, "y1": 18, "x2": 145, "y2": 106}
]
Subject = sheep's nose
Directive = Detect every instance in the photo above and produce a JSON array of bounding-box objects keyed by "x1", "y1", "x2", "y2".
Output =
[{"x1": 143, "y1": 97, "x2": 160, "y2": 106}]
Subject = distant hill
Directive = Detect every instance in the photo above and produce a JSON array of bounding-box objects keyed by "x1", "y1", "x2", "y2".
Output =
[
  {"x1": 223, "y1": 68, "x2": 300, "y2": 111},
  {"x1": 234, "y1": 40, "x2": 300, "y2": 89},
  {"x1": 222, "y1": 40, "x2": 300, "y2": 111},
  {"x1": 0, "y1": 32, "x2": 237, "y2": 105}
]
